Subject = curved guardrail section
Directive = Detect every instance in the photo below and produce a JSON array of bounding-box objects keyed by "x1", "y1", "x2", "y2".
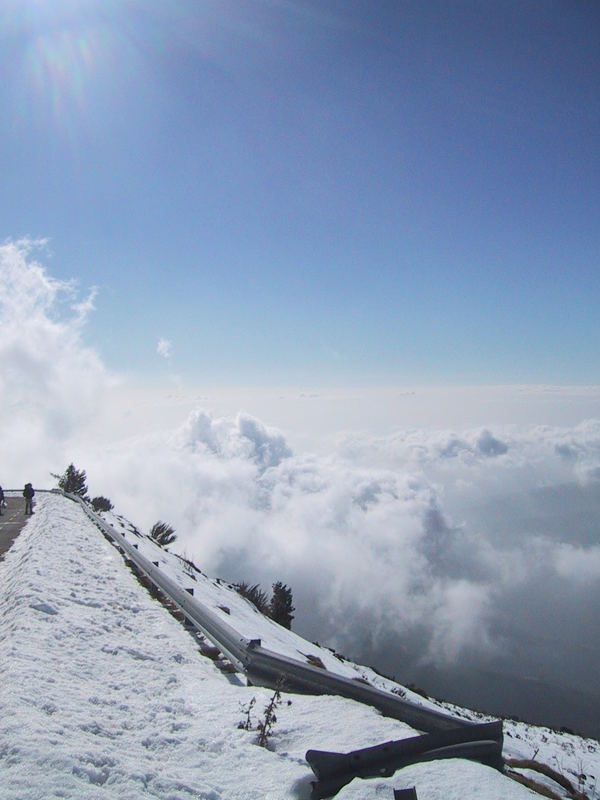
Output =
[
  {"x1": 306, "y1": 720, "x2": 504, "y2": 798},
  {"x1": 66, "y1": 493, "x2": 487, "y2": 734}
]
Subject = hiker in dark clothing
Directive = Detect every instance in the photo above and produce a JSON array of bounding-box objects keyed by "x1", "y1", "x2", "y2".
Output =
[
  {"x1": 0, "y1": 485, "x2": 4, "y2": 516},
  {"x1": 23, "y1": 483, "x2": 35, "y2": 515}
]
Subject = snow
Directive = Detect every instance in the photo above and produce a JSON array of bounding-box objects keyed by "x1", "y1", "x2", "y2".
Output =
[{"x1": 0, "y1": 493, "x2": 598, "y2": 799}]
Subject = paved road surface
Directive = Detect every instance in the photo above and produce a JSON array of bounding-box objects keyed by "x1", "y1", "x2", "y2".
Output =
[{"x1": 0, "y1": 496, "x2": 31, "y2": 559}]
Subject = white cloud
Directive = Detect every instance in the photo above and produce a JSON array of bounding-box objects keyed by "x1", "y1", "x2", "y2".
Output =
[
  {"x1": 173, "y1": 409, "x2": 291, "y2": 470},
  {"x1": 427, "y1": 581, "x2": 494, "y2": 663},
  {"x1": 0, "y1": 240, "x2": 111, "y2": 485},
  {"x1": 157, "y1": 338, "x2": 172, "y2": 359},
  {"x1": 72, "y1": 286, "x2": 98, "y2": 326},
  {"x1": 553, "y1": 543, "x2": 600, "y2": 583}
]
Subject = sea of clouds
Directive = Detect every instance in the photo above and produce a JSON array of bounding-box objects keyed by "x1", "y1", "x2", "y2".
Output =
[{"x1": 2, "y1": 240, "x2": 599, "y2": 735}]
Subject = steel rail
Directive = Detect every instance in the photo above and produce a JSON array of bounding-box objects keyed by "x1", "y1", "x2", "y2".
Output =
[
  {"x1": 64, "y1": 492, "x2": 483, "y2": 734},
  {"x1": 244, "y1": 643, "x2": 470, "y2": 733},
  {"x1": 306, "y1": 720, "x2": 504, "y2": 798},
  {"x1": 3, "y1": 489, "x2": 60, "y2": 493}
]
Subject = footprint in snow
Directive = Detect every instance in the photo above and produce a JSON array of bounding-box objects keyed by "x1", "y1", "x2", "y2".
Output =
[{"x1": 30, "y1": 602, "x2": 58, "y2": 615}]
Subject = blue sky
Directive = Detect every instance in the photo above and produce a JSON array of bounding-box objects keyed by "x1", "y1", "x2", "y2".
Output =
[{"x1": 1, "y1": 0, "x2": 598, "y2": 386}]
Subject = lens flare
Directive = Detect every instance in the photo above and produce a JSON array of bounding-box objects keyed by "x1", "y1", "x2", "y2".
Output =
[
  {"x1": 26, "y1": 30, "x2": 94, "y2": 123},
  {"x1": 7, "y1": 1, "x2": 133, "y2": 140}
]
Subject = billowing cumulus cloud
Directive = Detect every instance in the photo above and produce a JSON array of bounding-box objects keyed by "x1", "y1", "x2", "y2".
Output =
[
  {"x1": 0, "y1": 239, "x2": 111, "y2": 484},
  {"x1": 2, "y1": 242, "x2": 599, "y2": 735}
]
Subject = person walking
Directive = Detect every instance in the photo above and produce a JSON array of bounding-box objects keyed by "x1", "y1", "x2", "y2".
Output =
[
  {"x1": 23, "y1": 483, "x2": 35, "y2": 515},
  {"x1": 0, "y1": 485, "x2": 4, "y2": 516}
]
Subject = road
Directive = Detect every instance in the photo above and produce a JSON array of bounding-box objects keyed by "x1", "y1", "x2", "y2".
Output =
[{"x1": 0, "y1": 495, "x2": 30, "y2": 559}]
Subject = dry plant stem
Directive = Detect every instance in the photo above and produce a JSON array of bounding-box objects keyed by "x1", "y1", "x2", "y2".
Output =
[{"x1": 505, "y1": 758, "x2": 591, "y2": 800}]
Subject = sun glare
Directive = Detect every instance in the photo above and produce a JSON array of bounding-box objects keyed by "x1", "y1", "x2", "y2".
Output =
[
  {"x1": 7, "y1": 1, "x2": 131, "y2": 138},
  {"x1": 26, "y1": 30, "x2": 94, "y2": 120}
]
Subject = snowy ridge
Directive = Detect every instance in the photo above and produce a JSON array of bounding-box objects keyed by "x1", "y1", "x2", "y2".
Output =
[
  {"x1": 0, "y1": 493, "x2": 598, "y2": 799},
  {"x1": 72, "y1": 492, "x2": 473, "y2": 735}
]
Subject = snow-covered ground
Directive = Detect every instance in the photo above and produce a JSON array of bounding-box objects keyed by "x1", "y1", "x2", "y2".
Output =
[{"x1": 1, "y1": 493, "x2": 598, "y2": 799}]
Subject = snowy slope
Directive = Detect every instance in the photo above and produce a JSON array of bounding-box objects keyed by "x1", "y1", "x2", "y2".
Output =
[{"x1": 0, "y1": 493, "x2": 598, "y2": 800}]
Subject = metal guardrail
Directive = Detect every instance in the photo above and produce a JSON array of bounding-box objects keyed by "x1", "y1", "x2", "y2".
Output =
[
  {"x1": 244, "y1": 643, "x2": 469, "y2": 733},
  {"x1": 306, "y1": 720, "x2": 504, "y2": 798},
  {"x1": 64, "y1": 492, "x2": 486, "y2": 735},
  {"x1": 3, "y1": 489, "x2": 58, "y2": 494}
]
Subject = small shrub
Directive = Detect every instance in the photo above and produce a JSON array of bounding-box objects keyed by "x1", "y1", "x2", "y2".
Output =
[
  {"x1": 256, "y1": 686, "x2": 282, "y2": 748},
  {"x1": 180, "y1": 553, "x2": 202, "y2": 576},
  {"x1": 237, "y1": 680, "x2": 290, "y2": 749},
  {"x1": 236, "y1": 583, "x2": 270, "y2": 614},
  {"x1": 150, "y1": 521, "x2": 177, "y2": 547},
  {"x1": 91, "y1": 496, "x2": 113, "y2": 513},
  {"x1": 52, "y1": 464, "x2": 89, "y2": 499},
  {"x1": 269, "y1": 582, "x2": 295, "y2": 630}
]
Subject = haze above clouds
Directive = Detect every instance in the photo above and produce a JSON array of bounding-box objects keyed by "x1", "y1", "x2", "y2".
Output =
[{"x1": 2, "y1": 242, "x2": 599, "y2": 735}]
